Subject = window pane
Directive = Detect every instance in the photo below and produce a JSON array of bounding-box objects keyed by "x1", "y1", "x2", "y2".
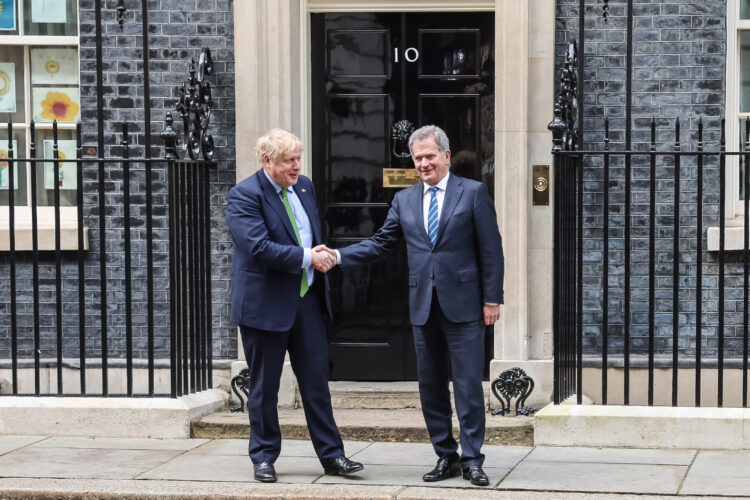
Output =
[
  {"x1": 34, "y1": 126, "x2": 76, "y2": 207},
  {"x1": 742, "y1": 32, "x2": 750, "y2": 113},
  {"x1": 0, "y1": 129, "x2": 27, "y2": 206},
  {"x1": 0, "y1": 46, "x2": 25, "y2": 123},
  {"x1": 742, "y1": 119, "x2": 748, "y2": 202},
  {"x1": 743, "y1": 0, "x2": 750, "y2": 19},
  {"x1": 0, "y1": 0, "x2": 19, "y2": 35},
  {"x1": 23, "y1": 0, "x2": 78, "y2": 36}
]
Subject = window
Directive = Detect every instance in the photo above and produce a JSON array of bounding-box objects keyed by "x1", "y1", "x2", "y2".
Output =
[{"x1": 0, "y1": 0, "x2": 81, "y2": 250}]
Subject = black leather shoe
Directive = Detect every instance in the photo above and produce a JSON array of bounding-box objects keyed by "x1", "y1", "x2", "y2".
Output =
[
  {"x1": 463, "y1": 464, "x2": 490, "y2": 486},
  {"x1": 423, "y1": 457, "x2": 462, "y2": 482},
  {"x1": 253, "y1": 461, "x2": 277, "y2": 482},
  {"x1": 321, "y1": 455, "x2": 364, "y2": 475}
]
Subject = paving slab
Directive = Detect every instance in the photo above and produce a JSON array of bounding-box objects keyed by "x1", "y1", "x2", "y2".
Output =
[
  {"x1": 524, "y1": 446, "x2": 695, "y2": 465},
  {"x1": 497, "y1": 460, "x2": 687, "y2": 494},
  {"x1": 0, "y1": 436, "x2": 47, "y2": 456},
  {"x1": 398, "y1": 488, "x2": 728, "y2": 500},
  {"x1": 33, "y1": 436, "x2": 208, "y2": 451},
  {"x1": 314, "y1": 464, "x2": 506, "y2": 488},
  {"x1": 191, "y1": 438, "x2": 372, "y2": 457},
  {"x1": 350, "y1": 441, "x2": 531, "y2": 470},
  {"x1": 137, "y1": 452, "x2": 326, "y2": 484},
  {"x1": 0, "y1": 445, "x2": 182, "y2": 479},
  {"x1": 681, "y1": 450, "x2": 750, "y2": 496}
]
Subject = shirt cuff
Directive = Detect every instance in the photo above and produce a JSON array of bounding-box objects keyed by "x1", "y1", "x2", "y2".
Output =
[
  {"x1": 334, "y1": 249, "x2": 342, "y2": 266},
  {"x1": 484, "y1": 303, "x2": 499, "y2": 306},
  {"x1": 302, "y1": 248, "x2": 312, "y2": 269}
]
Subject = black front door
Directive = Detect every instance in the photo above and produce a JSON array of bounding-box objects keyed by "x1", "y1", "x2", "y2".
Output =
[{"x1": 311, "y1": 12, "x2": 495, "y2": 381}]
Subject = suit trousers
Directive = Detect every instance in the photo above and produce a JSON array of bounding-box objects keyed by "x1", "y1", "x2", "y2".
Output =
[
  {"x1": 412, "y1": 289, "x2": 486, "y2": 467},
  {"x1": 239, "y1": 292, "x2": 344, "y2": 464}
]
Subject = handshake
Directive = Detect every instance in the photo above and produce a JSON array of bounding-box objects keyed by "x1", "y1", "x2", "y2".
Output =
[{"x1": 311, "y1": 245, "x2": 338, "y2": 273}]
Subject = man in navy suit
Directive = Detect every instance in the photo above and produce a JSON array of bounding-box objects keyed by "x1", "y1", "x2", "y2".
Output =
[
  {"x1": 226, "y1": 128, "x2": 364, "y2": 482},
  {"x1": 328, "y1": 125, "x2": 503, "y2": 486}
]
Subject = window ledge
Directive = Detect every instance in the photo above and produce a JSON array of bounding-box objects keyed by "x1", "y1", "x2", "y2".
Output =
[
  {"x1": 0, "y1": 223, "x2": 89, "y2": 251},
  {"x1": 708, "y1": 225, "x2": 750, "y2": 252}
]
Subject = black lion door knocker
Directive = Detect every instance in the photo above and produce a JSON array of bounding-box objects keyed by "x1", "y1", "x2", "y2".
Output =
[{"x1": 391, "y1": 120, "x2": 415, "y2": 160}]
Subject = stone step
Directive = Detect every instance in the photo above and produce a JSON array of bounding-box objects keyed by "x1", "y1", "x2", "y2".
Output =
[
  {"x1": 309, "y1": 381, "x2": 493, "y2": 410},
  {"x1": 192, "y1": 407, "x2": 534, "y2": 446}
]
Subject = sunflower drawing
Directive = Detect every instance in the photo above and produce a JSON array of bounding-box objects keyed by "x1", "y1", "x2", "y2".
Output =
[
  {"x1": 45, "y1": 60, "x2": 60, "y2": 75},
  {"x1": 0, "y1": 149, "x2": 8, "y2": 169},
  {"x1": 0, "y1": 2, "x2": 4, "y2": 15},
  {"x1": 40, "y1": 91, "x2": 80, "y2": 121}
]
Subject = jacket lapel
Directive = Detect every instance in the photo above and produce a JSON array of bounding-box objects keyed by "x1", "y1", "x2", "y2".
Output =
[
  {"x1": 412, "y1": 182, "x2": 431, "y2": 245},
  {"x1": 435, "y1": 174, "x2": 463, "y2": 246},
  {"x1": 293, "y1": 183, "x2": 321, "y2": 245},
  {"x1": 259, "y1": 170, "x2": 298, "y2": 243}
]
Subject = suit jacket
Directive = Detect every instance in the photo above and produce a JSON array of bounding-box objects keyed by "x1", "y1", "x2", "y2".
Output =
[
  {"x1": 226, "y1": 170, "x2": 332, "y2": 332},
  {"x1": 340, "y1": 174, "x2": 503, "y2": 326}
]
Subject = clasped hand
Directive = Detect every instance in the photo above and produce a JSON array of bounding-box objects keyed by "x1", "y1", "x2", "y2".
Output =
[{"x1": 312, "y1": 245, "x2": 337, "y2": 272}]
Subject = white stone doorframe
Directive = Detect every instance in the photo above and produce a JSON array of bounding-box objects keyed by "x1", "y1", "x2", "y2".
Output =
[{"x1": 232, "y1": 0, "x2": 556, "y2": 409}]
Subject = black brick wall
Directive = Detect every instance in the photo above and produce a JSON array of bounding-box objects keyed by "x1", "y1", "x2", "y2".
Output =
[
  {"x1": 0, "y1": 0, "x2": 236, "y2": 363},
  {"x1": 556, "y1": 0, "x2": 735, "y2": 361}
]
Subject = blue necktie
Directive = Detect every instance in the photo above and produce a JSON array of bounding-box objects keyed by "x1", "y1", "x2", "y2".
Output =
[{"x1": 427, "y1": 186, "x2": 439, "y2": 247}]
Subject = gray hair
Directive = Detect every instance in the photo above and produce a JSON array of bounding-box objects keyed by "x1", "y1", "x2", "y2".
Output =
[{"x1": 408, "y1": 125, "x2": 450, "y2": 155}]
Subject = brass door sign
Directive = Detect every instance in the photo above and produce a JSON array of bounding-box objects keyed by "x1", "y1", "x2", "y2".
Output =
[{"x1": 533, "y1": 164, "x2": 549, "y2": 206}]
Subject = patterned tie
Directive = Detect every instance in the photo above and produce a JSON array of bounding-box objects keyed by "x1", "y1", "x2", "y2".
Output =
[
  {"x1": 427, "y1": 186, "x2": 439, "y2": 247},
  {"x1": 281, "y1": 188, "x2": 309, "y2": 297}
]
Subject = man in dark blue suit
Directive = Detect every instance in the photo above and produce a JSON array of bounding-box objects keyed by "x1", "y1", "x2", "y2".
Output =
[
  {"x1": 329, "y1": 125, "x2": 503, "y2": 486},
  {"x1": 226, "y1": 128, "x2": 363, "y2": 482}
]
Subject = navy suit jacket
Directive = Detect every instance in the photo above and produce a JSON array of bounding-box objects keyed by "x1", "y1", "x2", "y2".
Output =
[
  {"x1": 226, "y1": 170, "x2": 331, "y2": 332},
  {"x1": 340, "y1": 174, "x2": 504, "y2": 326}
]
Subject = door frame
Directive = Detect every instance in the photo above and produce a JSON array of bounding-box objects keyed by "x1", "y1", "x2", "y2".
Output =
[{"x1": 233, "y1": 0, "x2": 556, "y2": 401}]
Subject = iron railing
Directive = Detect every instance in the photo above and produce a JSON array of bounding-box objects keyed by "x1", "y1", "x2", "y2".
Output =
[{"x1": 1, "y1": 119, "x2": 215, "y2": 398}]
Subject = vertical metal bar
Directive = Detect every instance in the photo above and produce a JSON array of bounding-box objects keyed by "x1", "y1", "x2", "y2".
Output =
[
  {"x1": 190, "y1": 162, "x2": 198, "y2": 393},
  {"x1": 175, "y1": 161, "x2": 183, "y2": 396},
  {"x1": 648, "y1": 118, "x2": 656, "y2": 406},
  {"x1": 602, "y1": 118, "x2": 610, "y2": 404},
  {"x1": 181, "y1": 163, "x2": 189, "y2": 393},
  {"x1": 577, "y1": 0, "x2": 584, "y2": 148},
  {"x1": 30, "y1": 121, "x2": 40, "y2": 396},
  {"x1": 168, "y1": 158, "x2": 178, "y2": 398},
  {"x1": 196, "y1": 163, "x2": 206, "y2": 391},
  {"x1": 696, "y1": 118, "x2": 705, "y2": 407},
  {"x1": 76, "y1": 123, "x2": 86, "y2": 394},
  {"x1": 141, "y1": 0, "x2": 156, "y2": 398},
  {"x1": 204, "y1": 164, "x2": 213, "y2": 388},
  {"x1": 744, "y1": 119, "x2": 750, "y2": 408},
  {"x1": 95, "y1": 0, "x2": 108, "y2": 396},
  {"x1": 7, "y1": 122, "x2": 17, "y2": 394},
  {"x1": 672, "y1": 118, "x2": 681, "y2": 406},
  {"x1": 577, "y1": 152, "x2": 583, "y2": 404},
  {"x1": 553, "y1": 151, "x2": 561, "y2": 404},
  {"x1": 719, "y1": 118, "x2": 726, "y2": 408},
  {"x1": 52, "y1": 121, "x2": 63, "y2": 395},
  {"x1": 122, "y1": 123, "x2": 133, "y2": 397}
]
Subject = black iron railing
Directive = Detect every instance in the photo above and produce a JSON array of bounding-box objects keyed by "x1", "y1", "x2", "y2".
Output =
[
  {"x1": 1, "y1": 119, "x2": 214, "y2": 398},
  {"x1": 551, "y1": 115, "x2": 750, "y2": 408}
]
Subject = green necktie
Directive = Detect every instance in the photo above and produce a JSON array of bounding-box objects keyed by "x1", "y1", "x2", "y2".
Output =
[{"x1": 281, "y1": 188, "x2": 309, "y2": 297}]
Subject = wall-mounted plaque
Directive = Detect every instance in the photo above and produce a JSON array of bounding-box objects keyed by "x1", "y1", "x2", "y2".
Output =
[{"x1": 383, "y1": 168, "x2": 420, "y2": 188}]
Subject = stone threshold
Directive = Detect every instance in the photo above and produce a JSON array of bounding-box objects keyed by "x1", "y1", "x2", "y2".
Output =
[
  {"x1": 535, "y1": 403, "x2": 750, "y2": 449},
  {"x1": 193, "y1": 407, "x2": 534, "y2": 446}
]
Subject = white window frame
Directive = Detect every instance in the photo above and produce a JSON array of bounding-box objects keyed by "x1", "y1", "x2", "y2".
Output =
[
  {"x1": 0, "y1": 1, "x2": 83, "y2": 250},
  {"x1": 727, "y1": 0, "x2": 747, "y2": 220}
]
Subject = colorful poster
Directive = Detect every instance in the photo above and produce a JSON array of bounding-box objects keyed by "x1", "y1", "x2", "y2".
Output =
[
  {"x1": 31, "y1": 0, "x2": 66, "y2": 23},
  {"x1": 0, "y1": 62, "x2": 16, "y2": 112},
  {"x1": 33, "y1": 87, "x2": 80, "y2": 122},
  {"x1": 43, "y1": 139, "x2": 76, "y2": 190},
  {"x1": 0, "y1": 140, "x2": 20, "y2": 190},
  {"x1": 0, "y1": 0, "x2": 16, "y2": 31},
  {"x1": 31, "y1": 48, "x2": 78, "y2": 84}
]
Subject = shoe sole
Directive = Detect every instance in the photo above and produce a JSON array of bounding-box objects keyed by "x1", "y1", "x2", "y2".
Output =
[
  {"x1": 462, "y1": 473, "x2": 489, "y2": 486},
  {"x1": 254, "y1": 476, "x2": 277, "y2": 483},
  {"x1": 324, "y1": 465, "x2": 364, "y2": 476}
]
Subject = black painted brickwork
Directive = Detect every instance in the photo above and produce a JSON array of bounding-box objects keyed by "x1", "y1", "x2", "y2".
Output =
[
  {"x1": 0, "y1": 0, "x2": 236, "y2": 363},
  {"x1": 555, "y1": 1, "x2": 740, "y2": 361}
]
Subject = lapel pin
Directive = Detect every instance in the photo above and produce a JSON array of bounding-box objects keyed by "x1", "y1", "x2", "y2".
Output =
[{"x1": 301, "y1": 188, "x2": 307, "y2": 192}]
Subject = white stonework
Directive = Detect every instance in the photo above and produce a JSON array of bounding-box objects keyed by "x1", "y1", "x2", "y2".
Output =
[
  {"x1": 0, "y1": 390, "x2": 228, "y2": 439},
  {"x1": 535, "y1": 403, "x2": 750, "y2": 449}
]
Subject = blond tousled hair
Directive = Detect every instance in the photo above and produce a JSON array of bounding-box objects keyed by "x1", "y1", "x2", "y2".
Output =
[{"x1": 255, "y1": 128, "x2": 303, "y2": 167}]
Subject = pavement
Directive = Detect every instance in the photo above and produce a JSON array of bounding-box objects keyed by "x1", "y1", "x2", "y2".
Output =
[{"x1": 1, "y1": 436, "x2": 750, "y2": 499}]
